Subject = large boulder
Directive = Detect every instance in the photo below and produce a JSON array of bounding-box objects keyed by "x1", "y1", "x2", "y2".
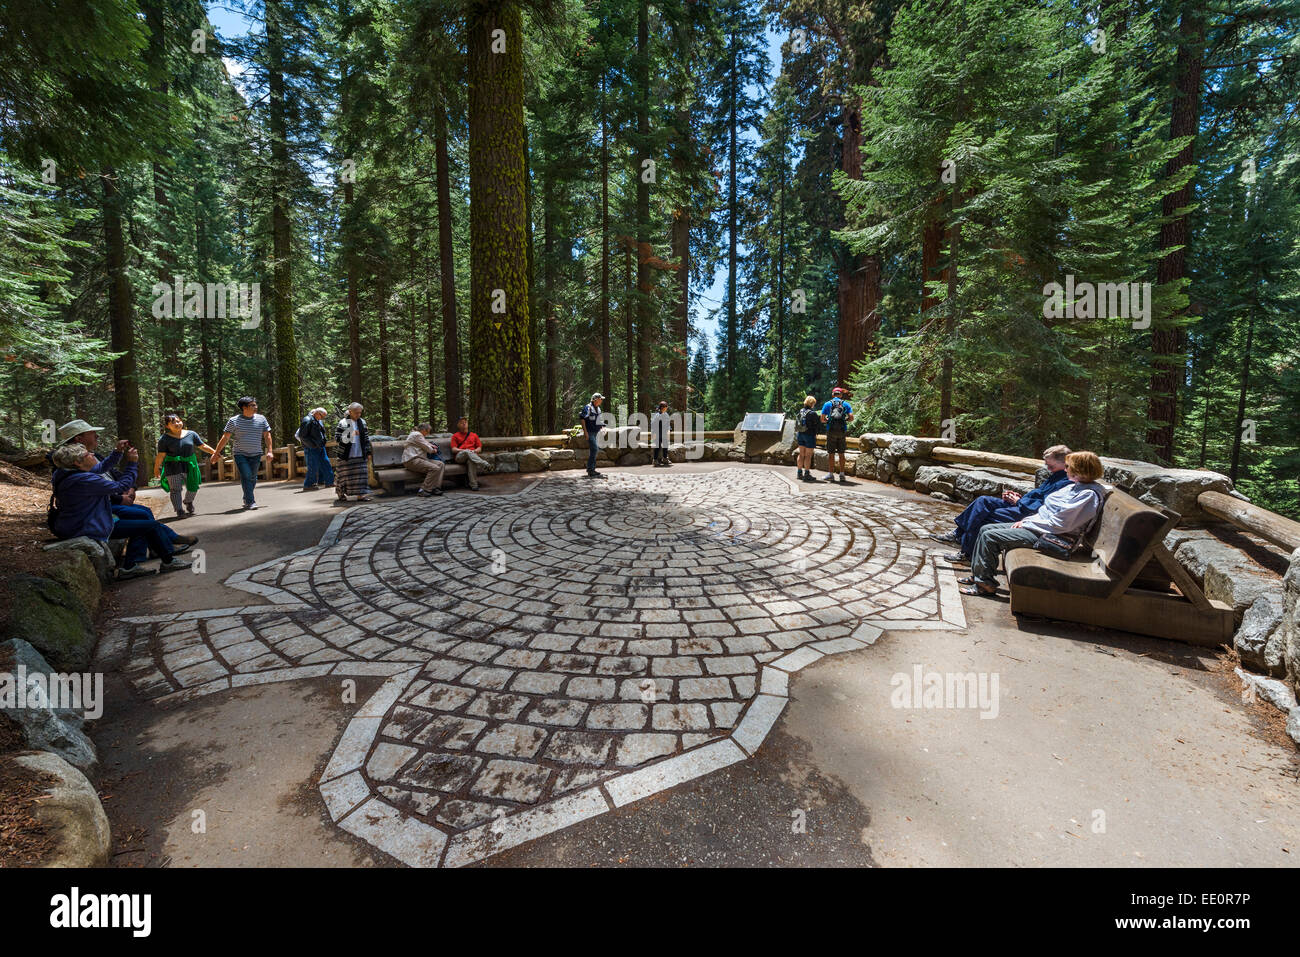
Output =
[
  {"x1": 875, "y1": 458, "x2": 895, "y2": 483},
  {"x1": 45, "y1": 551, "x2": 101, "y2": 615},
  {"x1": 1100, "y1": 458, "x2": 1233, "y2": 519},
  {"x1": 620, "y1": 449, "x2": 652, "y2": 467},
  {"x1": 517, "y1": 449, "x2": 548, "y2": 473},
  {"x1": 1281, "y1": 549, "x2": 1300, "y2": 686},
  {"x1": 7, "y1": 575, "x2": 95, "y2": 672},
  {"x1": 853, "y1": 454, "x2": 876, "y2": 479},
  {"x1": 952, "y1": 469, "x2": 1033, "y2": 502},
  {"x1": 6, "y1": 751, "x2": 110, "y2": 867},
  {"x1": 887, "y1": 436, "x2": 945, "y2": 458},
  {"x1": 859, "y1": 433, "x2": 896, "y2": 449},
  {"x1": 1235, "y1": 596, "x2": 1287, "y2": 678},
  {"x1": 1173, "y1": 537, "x2": 1282, "y2": 624},
  {"x1": 895, "y1": 457, "x2": 918, "y2": 480},
  {"x1": 0, "y1": 640, "x2": 98, "y2": 775},
  {"x1": 41, "y1": 538, "x2": 116, "y2": 581},
  {"x1": 914, "y1": 465, "x2": 958, "y2": 497},
  {"x1": 491, "y1": 451, "x2": 519, "y2": 474}
]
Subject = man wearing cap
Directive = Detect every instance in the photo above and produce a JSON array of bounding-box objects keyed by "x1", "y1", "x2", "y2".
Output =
[
  {"x1": 52, "y1": 418, "x2": 195, "y2": 565},
  {"x1": 580, "y1": 393, "x2": 607, "y2": 478},
  {"x1": 819, "y1": 387, "x2": 854, "y2": 484}
]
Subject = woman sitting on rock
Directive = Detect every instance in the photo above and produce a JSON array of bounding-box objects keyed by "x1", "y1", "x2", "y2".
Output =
[{"x1": 51, "y1": 441, "x2": 194, "y2": 580}]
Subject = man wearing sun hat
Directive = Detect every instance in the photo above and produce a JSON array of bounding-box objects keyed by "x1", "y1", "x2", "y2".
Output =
[{"x1": 51, "y1": 417, "x2": 194, "y2": 564}]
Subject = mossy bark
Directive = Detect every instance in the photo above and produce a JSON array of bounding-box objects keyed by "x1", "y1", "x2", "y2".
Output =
[{"x1": 467, "y1": 0, "x2": 532, "y2": 436}]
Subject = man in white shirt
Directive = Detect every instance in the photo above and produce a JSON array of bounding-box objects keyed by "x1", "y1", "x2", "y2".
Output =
[
  {"x1": 403, "y1": 423, "x2": 445, "y2": 496},
  {"x1": 961, "y1": 450, "x2": 1108, "y2": 596}
]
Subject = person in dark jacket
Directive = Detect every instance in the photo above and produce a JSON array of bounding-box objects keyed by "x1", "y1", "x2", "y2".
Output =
[
  {"x1": 51, "y1": 441, "x2": 192, "y2": 580},
  {"x1": 931, "y1": 444, "x2": 1073, "y2": 565},
  {"x1": 579, "y1": 393, "x2": 606, "y2": 478},
  {"x1": 299, "y1": 407, "x2": 334, "y2": 491},
  {"x1": 52, "y1": 418, "x2": 190, "y2": 565},
  {"x1": 333, "y1": 402, "x2": 373, "y2": 503}
]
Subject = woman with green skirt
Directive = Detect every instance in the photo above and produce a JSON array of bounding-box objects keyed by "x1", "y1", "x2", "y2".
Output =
[{"x1": 153, "y1": 414, "x2": 217, "y2": 518}]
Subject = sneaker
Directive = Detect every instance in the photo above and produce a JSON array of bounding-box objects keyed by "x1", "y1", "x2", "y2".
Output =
[
  {"x1": 433, "y1": 487, "x2": 444, "y2": 495},
  {"x1": 175, "y1": 534, "x2": 198, "y2": 546},
  {"x1": 160, "y1": 557, "x2": 192, "y2": 572},
  {"x1": 930, "y1": 530, "x2": 960, "y2": 544},
  {"x1": 944, "y1": 552, "x2": 970, "y2": 565},
  {"x1": 591, "y1": 472, "x2": 607, "y2": 479},
  {"x1": 822, "y1": 473, "x2": 836, "y2": 482},
  {"x1": 801, "y1": 473, "x2": 817, "y2": 483},
  {"x1": 356, "y1": 495, "x2": 372, "y2": 502},
  {"x1": 172, "y1": 543, "x2": 193, "y2": 556},
  {"x1": 468, "y1": 485, "x2": 480, "y2": 491},
  {"x1": 185, "y1": 501, "x2": 195, "y2": 515},
  {"x1": 417, "y1": 489, "x2": 432, "y2": 497},
  {"x1": 116, "y1": 564, "x2": 156, "y2": 581},
  {"x1": 838, "y1": 475, "x2": 847, "y2": 484}
]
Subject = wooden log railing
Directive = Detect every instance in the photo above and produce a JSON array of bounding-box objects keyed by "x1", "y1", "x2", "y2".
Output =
[
  {"x1": 930, "y1": 446, "x2": 1041, "y2": 474},
  {"x1": 1198, "y1": 490, "x2": 1300, "y2": 553}
]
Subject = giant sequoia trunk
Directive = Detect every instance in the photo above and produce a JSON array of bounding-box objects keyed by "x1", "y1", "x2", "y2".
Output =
[
  {"x1": 102, "y1": 168, "x2": 144, "y2": 459},
  {"x1": 599, "y1": 73, "x2": 612, "y2": 401},
  {"x1": 467, "y1": 0, "x2": 532, "y2": 436},
  {"x1": 542, "y1": 179, "x2": 558, "y2": 432},
  {"x1": 434, "y1": 100, "x2": 461, "y2": 424},
  {"x1": 634, "y1": 0, "x2": 653, "y2": 416},
  {"x1": 146, "y1": 1, "x2": 180, "y2": 411},
  {"x1": 836, "y1": 95, "x2": 881, "y2": 386},
  {"x1": 267, "y1": 0, "x2": 301, "y2": 443},
  {"x1": 1149, "y1": 3, "x2": 1203, "y2": 464}
]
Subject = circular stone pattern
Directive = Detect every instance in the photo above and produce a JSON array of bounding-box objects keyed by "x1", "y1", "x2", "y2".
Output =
[{"x1": 114, "y1": 467, "x2": 960, "y2": 865}]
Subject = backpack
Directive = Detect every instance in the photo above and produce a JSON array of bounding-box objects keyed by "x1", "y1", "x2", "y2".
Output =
[
  {"x1": 1032, "y1": 487, "x2": 1107, "y2": 559},
  {"x1": 796, "y1": 407, "x2": 819, "y2": 433},
  {"x1": 825, "y1": 398, "x2": 848, "y2": 432},
  {"x1": 46, "y1": 472, "x2": 69, "y2": 535}
]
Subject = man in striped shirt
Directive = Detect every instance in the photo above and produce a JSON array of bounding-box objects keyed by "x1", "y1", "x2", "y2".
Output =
[{"x1": 210, "y1": 396, "x2": 274, "y2": 509}]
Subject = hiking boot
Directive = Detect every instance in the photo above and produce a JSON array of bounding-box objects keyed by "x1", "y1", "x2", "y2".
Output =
[
  {"x1": 116, "y1": 564, "x2": 156, "y2": 581},
  {"x1": 160, "y1": 557, "x2": 192, "y2": 572},
  {"x1": 930, "y1": 530, "x2": 960, "y2": 544},
  {"x1": 801, "y1": 473, "x2": 817, "y2": 483}
]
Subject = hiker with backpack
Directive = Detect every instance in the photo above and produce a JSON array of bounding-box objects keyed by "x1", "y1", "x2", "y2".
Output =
[
  {"x1": 819, "y1": 387, "x2": 854, "y2": 484},
  {"x1": 152, "y1": 413, "x2": 216, "y2": 518},
  {"x1": 51, "y1": 440, "x2": 193, "y2": 580},
  {"x1": 794, "y1": 395, "x2": 821, "y2": 482},
  {"x1": 960, "y1": 450, "x2": 1107, "y2": 597},
  {"x1": 297, "y1": 407, "x2": 333, "y2": 491},
  {"x1": 580, "y1": 393, "x2": 606, "y2": 478}
]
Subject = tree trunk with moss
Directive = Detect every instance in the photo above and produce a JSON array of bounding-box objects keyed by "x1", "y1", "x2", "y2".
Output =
[{"x1": 467, "y1": 0, "x2": 532, "y2": 436}]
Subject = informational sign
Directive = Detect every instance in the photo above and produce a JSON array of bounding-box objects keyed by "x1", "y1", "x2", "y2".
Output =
[{"x1": 742, "y1": 412, "x2": 786, "y2": 433}]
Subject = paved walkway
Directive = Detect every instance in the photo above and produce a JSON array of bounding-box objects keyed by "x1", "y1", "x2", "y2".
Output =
[{"x1": 106, "y1": 468, "x2": 965, "y2": 866}]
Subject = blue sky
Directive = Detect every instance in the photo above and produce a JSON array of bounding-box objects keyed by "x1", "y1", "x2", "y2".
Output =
[{"x1": 203, "y1": 2, "x2": 785, "y2": 357}]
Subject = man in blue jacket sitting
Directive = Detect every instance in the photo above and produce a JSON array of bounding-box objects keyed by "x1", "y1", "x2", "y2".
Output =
[{"x1": 931, "y1": 444, "x2": 1072, "y2": 565}]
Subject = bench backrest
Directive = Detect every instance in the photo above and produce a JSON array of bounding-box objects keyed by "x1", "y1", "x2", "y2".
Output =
[
  {"x1": 372, "y1": 435, "x2": 456, "y2": 469},
  {"x1": 1091, "y1": 488, "x2": 1178, "y2": 584}
]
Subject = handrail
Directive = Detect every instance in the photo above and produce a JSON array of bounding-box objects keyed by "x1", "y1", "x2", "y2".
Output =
[
  {"x1": 1198, "y1": 490, "x2": 1300, "y2": 553},
  {"x1": 931, "y1": 446, "x2": 1041, "y2": 474}
]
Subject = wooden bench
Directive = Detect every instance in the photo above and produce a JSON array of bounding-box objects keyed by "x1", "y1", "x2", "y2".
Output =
[
  {"x1": 371, "y1": 437, "x2": 468, "y2": 494},
  {"x1": 1004, "y1": 489, "x2": 1234, "y2": 647}
]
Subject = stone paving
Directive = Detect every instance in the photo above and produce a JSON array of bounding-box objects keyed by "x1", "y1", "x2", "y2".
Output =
[{"x1": 105, "y1": 467, "x2": 966, "y2": 866}]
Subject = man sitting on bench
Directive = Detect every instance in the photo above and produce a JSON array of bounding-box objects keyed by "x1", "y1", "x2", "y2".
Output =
[
  {"x1": 403, "y1": 423, "x2": 445, "y2": 497},
  {"x1": 960, "y1": 450, "x2": 1107, "y2": 597},
  {"x1": 933, "y1": 444, "x2": 1072, "y2": 565}
]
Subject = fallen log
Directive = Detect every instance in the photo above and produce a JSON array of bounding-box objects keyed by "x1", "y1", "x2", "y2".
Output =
[{"x1": 1197, "y1": 490, "x2": 1300, "y2": 553}]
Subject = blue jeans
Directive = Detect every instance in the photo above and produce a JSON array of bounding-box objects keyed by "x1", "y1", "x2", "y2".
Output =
[
  {"x1": 112, "y1": 504, "x2": 178, "y2": 566},
  {"x1": 234, "y1": 453, "x2": 263, "y2": 506},
  {"x1": 110, "y1": 517, "x2": 175, "y2": 568},
  {"x1": 303, "y1": 447, "x2": 333, "y2": 489},
  {"x1": 954, "y1": 496, "x2": 1028, "y2": 557},
  {"x1": 586, "y1": 431, "x2": 599, "y2": 473}
]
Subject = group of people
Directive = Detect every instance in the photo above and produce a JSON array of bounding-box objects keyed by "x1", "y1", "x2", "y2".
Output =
[
  {"x1": 793, "y1": 387, "x2": 855, "y2": 483},
  {"x1": 930, "y1": 445, "x2": 1108, "y2": 597},
  {"x1": 48, "y1": 420, "x2": 198, "y2": 579},
  {"x1": 577, "y1": 393, "x2": 677, "y2": 477}
]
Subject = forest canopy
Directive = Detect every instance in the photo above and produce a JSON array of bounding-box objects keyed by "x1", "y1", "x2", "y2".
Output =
[{"x1": 0, "y1": 0, "x2": 1296, "y2": 515}]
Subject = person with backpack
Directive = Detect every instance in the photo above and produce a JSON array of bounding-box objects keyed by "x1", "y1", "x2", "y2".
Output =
[
  {"x1": 152, "y1": 413, "x2": 216, "y2": 518},
  {"x1": 819, "y1": 387, "x2": 854, "y2": 484},
  {"x1": 333, "y1": 402, "x2": 373, "y2": 503},
  {"x1": 794, "y1": 395, "x2": 820, "y2": 482},
  {"x1": 580, "y1": 392, "x2": 606, "y2": 478},
  {"x1": 51, "y1": 440, "x2": 192, "y2": 580},
  {"x1": 960, "y1": 451, "x2": 1107, "y2": 597},
  {"x1": 297, "y1": 407, "x2": 333, "y2": 491},
  {"x1": 651, "y1": 400, "x2": 672, "y2": 467}
]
